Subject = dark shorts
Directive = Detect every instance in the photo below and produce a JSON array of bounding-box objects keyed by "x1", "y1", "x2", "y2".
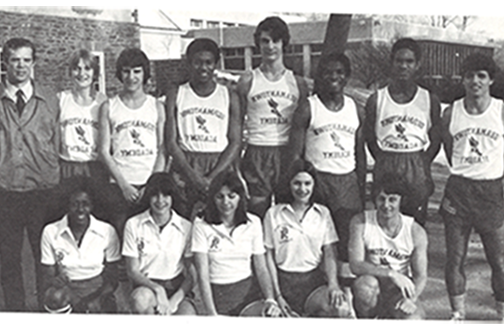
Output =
[
  {"x1": 172, "y1": 151, "x2": 224, "y2": 218},
  {"x1": 277, "y1": 267, "x2": 326, "y2": 315},
  {"x1": 67, "y1": 275, "x2": 116, "y2": 313},
  {"x1": 373, "y1": 151, "x2": 433, "y2": 216},
  {"x1": 150, "y1": 273, "x2": 186, "y2": 299},
  {"x1": 241, "y1": 145, "x2": 290, "y2": 197},
  {"x1": 315, "y1": 171, "x2": 363, "y2": 262},
  {"x1": 439, "y1": 175, "x2": 504, "y2": 234},
  {"x1": 211, "y1": 276, "x2": 261, "y2": 316}
]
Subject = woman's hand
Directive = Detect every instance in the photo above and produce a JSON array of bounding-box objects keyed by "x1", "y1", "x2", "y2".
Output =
[
  {"x1": 264, "y1": 299, "x2": 282, "y2": 317},
  {"x1": 120, "y1": 183, "x2": 140, "y2": 203},
  {"x1": 327, "y1": 285, "x2": 346, "y2": 308}
]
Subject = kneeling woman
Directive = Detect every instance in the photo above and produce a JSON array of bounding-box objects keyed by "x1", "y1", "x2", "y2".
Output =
[
  {"x1": 122, "y1": 173, "x2": 196, "y2": 315},
  {"x1": 263, "y1": 160, "x2": 349, "y2": 317},
  {"x1": 192, "y1": 171, "x2": 281, "y2": 316},
  {"x1": 41, "y1": 179, "x2": 121, "y2": 313}
]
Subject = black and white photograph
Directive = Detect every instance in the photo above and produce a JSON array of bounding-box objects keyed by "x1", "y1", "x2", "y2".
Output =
[{"x1": 0, "y1": 2, "x2": 503, "y2": 321}]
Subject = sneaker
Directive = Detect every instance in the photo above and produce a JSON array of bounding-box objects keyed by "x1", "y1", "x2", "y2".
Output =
[{"x1": 450, "y1": 311, "x2": 464, "y2": 321}]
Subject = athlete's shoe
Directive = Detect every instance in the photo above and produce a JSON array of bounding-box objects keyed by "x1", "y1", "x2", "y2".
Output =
[{"x1": 450, "y1": 311, "x2": 465, "y2": 321}]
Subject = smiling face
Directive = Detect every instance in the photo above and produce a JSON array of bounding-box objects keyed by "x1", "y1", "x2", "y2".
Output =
[
  {"x1": 259, "y1": 31, "x2": 283, "y2": 63},
  {"x1": 375, "y1": 190, "x2": 402, "y2": 219},
  {"x1": 189, "y1": 50, "x2": 216, "y2": 85},
  {"x1": 5, "y1": 46, "x2": 34, "y2": 86},
  {"x1": 149, "y1": 191, "x2": 172, "y2": 216},
  {"x1": 463, "y1": 69, "x2": 493, "y2": 98},
  {"x1": 121, "y1": 66, "x2": 144, "y2": 93},
  {"x1": 320, "y1": 61, "x2": 348, "y2": 95},
  {"x1": 214, "y1": 185, "x2": 240, "y2": 220},
  {"x1": 68, "y1": 191, "x2": 92, "y2": 224},
  {"x1": 71, "y1": 58, "x2": 94, "y2": 90},
  {"x1": 391, "y1": 48, "x2": 419, "y2": 82},
  {"x1": 290, "y1": 171, "x2": 315, "y2": 205}
]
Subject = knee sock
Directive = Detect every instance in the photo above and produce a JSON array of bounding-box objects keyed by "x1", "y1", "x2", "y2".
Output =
[{"x1": 449, "y1": 294, "x2": 465, "y2": 318}]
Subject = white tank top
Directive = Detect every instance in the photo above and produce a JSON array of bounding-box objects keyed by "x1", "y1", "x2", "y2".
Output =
[
  {"x1": 108, "y1": 95, "x2": 158, "y2": 185},
  {"x1": 245, "y1": 68, "x2": 299, "y2": 146},
  {"x1": 449, "y1": 97, "x2": 504, "y2": 180},
  {"x1": 304, "y1": 94, "x2": 360, "y2": 174},
  {"x1": 59, "y1": 90, "x2": 100, "y2": 162},
  {"x1": 176, "y1": 82, "x2": 229, "y2": 153},
  {"x1": 363, "y1": 210, "x2": 414, "y2": 276},
  {"x1": 375, "y1": 86, "x2": 431, "y2": 152}
]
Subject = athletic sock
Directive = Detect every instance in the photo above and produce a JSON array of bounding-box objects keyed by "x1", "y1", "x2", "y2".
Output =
[{"x1": 449, "y1": 294, "x2": 465, "y2": 320}]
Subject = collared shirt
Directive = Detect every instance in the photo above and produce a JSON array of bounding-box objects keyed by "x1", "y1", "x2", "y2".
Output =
[
  {"x1": 263, "y1": 203, "x2": 338, "y2": 272},
  {"x1": 191, "y1": 213, "x2": 266, "y2": 285},
  {"x1": 4, "y1": 79, "x2": 33, "y2": 103},
  {"x1": 41, "y1": 215, "x2": 121, "y2": 281},
  {"x1": 122, "y1": 209, "x2": 192, "y2": 281},
  {"x1": 0, "y1": 81, "x2": 60, "y2": 191}
]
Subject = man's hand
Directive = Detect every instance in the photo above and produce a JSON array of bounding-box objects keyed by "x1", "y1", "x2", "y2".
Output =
[
  {"x1": 390, "y1": 271, "x2": 416, "y2": 299},
  {"x1": 327, "y1": 285, "x2": 346, "y2": 308},
  {"x1": 395, "y1": 298, "x2": 417, "y2": 315}
]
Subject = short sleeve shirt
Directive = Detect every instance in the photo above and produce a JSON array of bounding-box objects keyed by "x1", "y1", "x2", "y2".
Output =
[
  {"x1": 41, "y1": 215, "x2": 121, "y2": 281},
  {"x1": 122, "y1": 209, "x2": 192, "y2": 280},
  {"x1": 263, "y1": 203, "x2": 338, "y2": 272},
  {"x1": 191, "y1": 213, "x2": 265, "y2": 284}
]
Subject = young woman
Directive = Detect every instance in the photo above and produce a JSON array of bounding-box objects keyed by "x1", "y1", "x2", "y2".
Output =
[
  {"x1": 191, "y1": 171, "x2": 281, "y2": 316},
  {"x1": 263, "y1": 159, "x2": 349, "y2": 317},
  {"x1": 58, "y1": 49, "x2": 108, "y2": 218},
  {"x1": 122, "y1": 172, "x2": 196, "y2": 315}
]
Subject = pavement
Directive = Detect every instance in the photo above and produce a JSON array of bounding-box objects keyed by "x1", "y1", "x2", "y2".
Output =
[{"x1": 0, "y1": 163, "x2": 501, "y2": 320}]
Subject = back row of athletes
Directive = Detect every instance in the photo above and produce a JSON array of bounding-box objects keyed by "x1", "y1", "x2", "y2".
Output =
[{"x1": 1, "y1": 15, "x2": 503, "y2": 320}]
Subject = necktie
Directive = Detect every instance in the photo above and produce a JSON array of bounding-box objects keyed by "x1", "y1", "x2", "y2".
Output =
[{"x1": 16, "y1": 89, "x2": 25, "y2": 117}]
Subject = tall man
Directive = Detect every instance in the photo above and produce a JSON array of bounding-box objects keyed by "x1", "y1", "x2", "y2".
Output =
[
  {"x1": 363, "y1": 38, "x2": 441, "y2": 226},
  {"x1": 0, "y1": 38, "x2": 60, "y2": 311},
  {"x1": 237, "y1": 16, "x2": 308, "y2": 217},
  {"x1": 289, "y1": 53, "x2": 365, "y2": 283},
  {"x1": 349, "y1": 173, "x2": 428, "y2": 319},
  {"x1": 439, "y1": 53, "x2": 504, "y2": 320},
  {"x1": 166, "y1": 38, "x2": 241, "y2": 219}
]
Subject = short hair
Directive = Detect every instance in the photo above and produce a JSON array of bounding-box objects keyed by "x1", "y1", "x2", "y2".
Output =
[
  {"x1": 391, "y1": 38, "x2": 421, "y2": 62},
  {"x1": 461, "y1": 53, "x2": 497, "y2": 79},
  {"x1": 3, "y1": 37, "x2": 36, "y2": 61},
  {"x1": 115, "y1": 48, "x2": 151, "y2": 84},
  {"x1": 371, "y1": 173, "x2": 408, "y2": 201},
  {"x1": 313, "y1": 52, "x2": 352, "y2": 95},
  {"x1": 64, "y1": 176, "x2": 95, "y2": 209},
  {"x1": 253, "y1": 16, "x2": 290, "y2": 49},
  {"x1": 186, "y1": 38, "x2": 220, "y2": 63},
  {"x1": 141, "y1": 172, "x2": 178, "y2": 206},
  {"x1": 204, "y1": 171, "x2": 248, "y2": 226},
  {"x1": 284, "y1": 159, "x2": 318, "y2": 204},
  {"x1": 69, "y1": 49, "x2": 99, "y2": 81}
]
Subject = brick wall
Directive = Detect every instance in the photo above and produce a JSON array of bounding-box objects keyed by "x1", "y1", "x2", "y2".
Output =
[
  {"x1": 0, "y1": 10, "x2": 140, "y2": 96},
  {"x1": 150, "y1": 59, "x2": 189, "y2": 96}
]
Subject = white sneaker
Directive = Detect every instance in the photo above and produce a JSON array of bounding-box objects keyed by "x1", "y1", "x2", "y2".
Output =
[{"x1": 450, "y1": 311, "x2": 464, "y2": 321}]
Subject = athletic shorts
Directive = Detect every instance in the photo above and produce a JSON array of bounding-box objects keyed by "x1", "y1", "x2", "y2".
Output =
[
  {"x1": 439, "y1": 175, "x2": 504, "y2": 234},
  {"x1": 277, "y1": 267, "x2": 326, "y2": 315},
  {"x1": 373, "y1": 151, "x2": 434, "y2": 211},
  {"x1": 150, "y1": 273, "x2": 186, "y2": 298},
  {"x1": 211, "y1": 276, "x2": 261, "y2": 316},
  {"x1": 67, "y1": 274, "x2": 115, "y2": 313},
  {"x1": 315, "y1": 171, "x2": 363, "y2": 262},
  {"x1": 241, "y1": 145, "x2": 290, "y2": 197}
]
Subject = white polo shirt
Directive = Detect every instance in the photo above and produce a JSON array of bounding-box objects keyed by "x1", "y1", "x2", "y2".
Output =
[
  {"x1": 122, "y1": 209, "x2": 192, "y2": 281},
  {"x1": 41, "y1": 215, "x2": 121, "y2": 281},
  {"x1": 263, "y1": 203, "x2": 338, "y2": 272},
  {"x1": 191, "y1": 214, "x2": 265, "y2": 285}
]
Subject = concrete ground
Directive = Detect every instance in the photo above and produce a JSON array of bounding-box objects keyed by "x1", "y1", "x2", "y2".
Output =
[{"x1": 0, "y1": 163, "x2": 501, "y2": 320}]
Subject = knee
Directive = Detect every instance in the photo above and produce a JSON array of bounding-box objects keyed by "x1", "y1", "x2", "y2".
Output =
[
  {"x1": 352, "y1": 275, "x2": 380, "y2": 308},
  {"x1": 130, "y1": 287, "x2": 156, "y2": 314},
  {"x1": 44, "y1": 286, "x2": 71, "y2": 313},
  {"x1": 174, "y1": 299, "x2": 197, "y2": 315}
]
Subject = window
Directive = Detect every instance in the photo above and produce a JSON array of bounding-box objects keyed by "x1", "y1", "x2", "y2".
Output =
[
  {"x1": 0, "y1": 48, "x2": 5, "y2": 84},
  {"x1": 190, "y1": 19, "x2": 203, "y2": 28},
  {"x1": 207, "y1": 21, "x2": 220, "y2": 28},
  {"x1": 223, "y1": 22, "x2": 235, "y2": 28},
  {"x1": 91, "y1": 51, "x2": 105, "y2": 94}
]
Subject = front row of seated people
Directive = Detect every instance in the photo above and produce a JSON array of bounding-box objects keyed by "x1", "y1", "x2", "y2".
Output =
[{"x1": 40, "y1": 164, "x2": 426, "y2": 319}]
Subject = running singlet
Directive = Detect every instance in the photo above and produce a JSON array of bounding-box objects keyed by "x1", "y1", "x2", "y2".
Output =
[
  {"x1": 59, "y1": 90, "x2": 100, "y2": 162},
  {"x1": 375, "y1": 86, "x2": 431, "y2": 152},
  {"x1": 304, "y1": 94, "x2": 359, "y2": 174},
  {"x1": 363, "y1": 210, "x2": 414, "y2": 276},
  {"x1": 245, "y1": 68, "x2": 299, "y2": 146},
  {"x1": 176, "y1": 82, "x2": 229, "y2": 153},
  {"x1": 108, "y1": 95, "x2": 158, "y2": 185},
  {"x1": 449, "y1": 97, "x2": 504, "y2": 180}
]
